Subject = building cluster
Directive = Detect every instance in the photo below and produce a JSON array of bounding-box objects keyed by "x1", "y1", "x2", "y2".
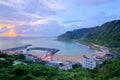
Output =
[
  {"x1": 25, "y1": 52, "x2": 53, "y2": 63},
  {"x1": 25, "y1": 47, "x2": 59, "y2": 62},
  {"x1": 0, "y1": 45, "x2": 118, "y2": 70},
  {"x1": 81, "y1": 52, "x2": 118, "y2": 69}
]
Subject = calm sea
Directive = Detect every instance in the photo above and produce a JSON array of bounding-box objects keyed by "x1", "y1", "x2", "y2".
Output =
[{"x1": 0, "y1": 37, "x2": 94, "y2": 55}]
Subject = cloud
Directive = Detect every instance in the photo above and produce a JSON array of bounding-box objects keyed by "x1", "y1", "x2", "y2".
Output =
[
  {"x1": 0, "y1": 0, "x2": 65, "y2": 25},
  {"x1": 15, "y1": 21, "x2": 68, "y2": 36},
  {"x1": 77, "y1": 0, "x2": 117, "y2": 7},
  {"x1": 39, "y1": 21, "x2": 68, "y2": 36},
  {"x1": 79, "y1": 11, "x2": 120, "y2": 27},
  {"x1": 0, "y1": 27, "x2": 9, "y2": 33},
  {"x1": 0, "y1": 0, "x2": 26, "y2": 9},
  {"x1": 39, "y1": 0, "x2": 64, "y2": 10},
  {"x1": 0, "y1": 0, "x2": 119, "y2": 37},
  {"x1": 29, "y1": 19, "x2": 48, "y2": 26},
  {"x1": 0, "y1": 0, "x2": 66, "y2": 36}
]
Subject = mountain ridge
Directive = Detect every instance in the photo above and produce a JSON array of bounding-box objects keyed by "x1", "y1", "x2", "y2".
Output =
[{"x1": 58, "y1": 20, "x2": 120, "y2": 47}]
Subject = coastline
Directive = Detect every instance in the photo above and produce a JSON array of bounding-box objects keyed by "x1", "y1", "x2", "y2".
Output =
[
  {"x1": 52, "y1": 50, "x2": 107, "y2": 64},
  {"x1": 74, "y1": 40, "x2": 101, "y2": 51},
  {"x1": 52, "y1": 54, "x2": 91, "y2": 64},
  {"x1": 52, "y1": 40, "x2": 109, "y2": 64},
  {"x1": 52, "y1": 40, "x2": 108, "y2": 64}
]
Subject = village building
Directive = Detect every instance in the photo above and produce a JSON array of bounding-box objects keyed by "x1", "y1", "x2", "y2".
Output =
[
  {"x1": 82, "y1": 55, "x2": 105, "y2": 69},
  {"x1": 13, "y1": 60, "x2": 27, "y2": 65},
  {"x1": 105, "y1": 52, "x2": 118, "y2": 59}
]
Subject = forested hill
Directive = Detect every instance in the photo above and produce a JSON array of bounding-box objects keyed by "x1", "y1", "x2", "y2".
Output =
[
  {"x1": 83, "y1": 20, "x2": 120, "y2": 47},
  {"x1": 58, "y1": 27, "x2": 95, "y2": 40},
  {"x1": 58, "y1": 20, "x2": 120, "y2": 47}
]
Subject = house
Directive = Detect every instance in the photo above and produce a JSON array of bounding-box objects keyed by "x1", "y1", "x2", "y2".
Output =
[
  {"x1": 62, "y1": 64, "x2": 72, "y2": 70},
  {"x1": 25, "y1": 54, "x2": 41, "y2": 62},
  {"x1": 13, "y1": 60, "x2": 27, "y2": 65},
  {"x1": 41, "y1": 55, "x2": 52, "y2": 62},
  {"x1": 105, "y1": 52, "x2": 118, "y2": 59},
  {"x1": 82, "y1": 55, "x2": 105, "y2": 69},
  {"x1": 6, "y1": 51, "x2": 23, "y2": 55},
  {"x1": 0, "y1": 58, "x2": 5, "y2": 60},
  {"x1": 68, "y1": 61, "x2": 81, "y2": 65},
  {"x1": 47, "y1": 61, "x2": 64, "y2": 67}
]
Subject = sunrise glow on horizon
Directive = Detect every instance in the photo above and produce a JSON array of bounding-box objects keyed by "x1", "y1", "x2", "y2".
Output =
[{"x1": 8, "y1": 29, "x2": 17, "y2": 37}]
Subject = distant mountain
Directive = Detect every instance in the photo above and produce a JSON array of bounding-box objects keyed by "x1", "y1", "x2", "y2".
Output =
[
  {"x1": 58, "y1": 20, "x2": 120, "y2": 47},
  {"x1": 57, "y1": 27, "x2": 94, "y2": 41}
]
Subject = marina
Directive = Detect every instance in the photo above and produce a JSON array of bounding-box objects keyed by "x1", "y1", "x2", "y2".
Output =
[{"x1": 1, "y1": 44, "x2": 60, "y2": 63}]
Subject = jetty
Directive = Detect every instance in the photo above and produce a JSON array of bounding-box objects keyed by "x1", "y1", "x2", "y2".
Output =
[
  {"x1": 2, "y1": 44, "x2": 32, "y2": 52},
  {"x1": 27, "y1": 47, "x2": 59, "y2": 54}
]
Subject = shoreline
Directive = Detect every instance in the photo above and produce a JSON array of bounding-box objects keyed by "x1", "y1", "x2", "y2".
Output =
[
  {"x1": 52, "y1": 40, "x2": 108, "y2": 64},
  {"x1": 52, "y1": 50, "x2": 108, "y2": 64},
  {"x1": 52, "y1": 54, "x2": 91, "y2": 64},
  {"x1": 74, "y1": 40, "x2": 101, "y2": 51}
]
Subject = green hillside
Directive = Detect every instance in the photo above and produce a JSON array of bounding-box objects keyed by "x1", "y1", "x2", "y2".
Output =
[
  {"x1": 0, "y1": 52, "x2": 120, "y2": 80},
  {"x1": 58, "y1": 27, "x2": 94, "y2": 41},
  {"x1": 83, "y1": 20, "x2": 120, "y2": 47},
  {"x1": 58, "y1": 20, "x2": 120, "y2": 47}
]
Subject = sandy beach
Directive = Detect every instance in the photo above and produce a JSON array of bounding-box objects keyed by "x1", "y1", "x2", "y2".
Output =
[
  {"x1": 52, "y1": 54, "x2": 91, "y2": 64},
  {"x1": 52, "y1": 50, "x2": 108, "y2": 64}
]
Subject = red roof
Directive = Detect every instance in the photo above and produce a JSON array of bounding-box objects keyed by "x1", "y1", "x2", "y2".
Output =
[
  {"x1": 31, "y1": 54, "x2": 40, "y2": 57},
  {"x1": 42, "y1": 55, "x2": 52, "y2": 62}
]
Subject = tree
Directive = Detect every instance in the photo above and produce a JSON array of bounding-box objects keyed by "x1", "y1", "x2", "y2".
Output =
[
  {"x1": 18, "y1": 54, "x2": 26, "y2": 60},
  {"x1": 22, "y1": 74, "x2": 35, "y2": 80}
]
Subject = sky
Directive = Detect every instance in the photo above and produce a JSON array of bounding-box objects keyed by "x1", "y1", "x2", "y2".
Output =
[{"x1": 0, "y1": 0, "x2": 120, "y2": 37}]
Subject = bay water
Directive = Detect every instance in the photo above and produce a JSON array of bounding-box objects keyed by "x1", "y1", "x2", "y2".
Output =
[{"x1": 0, "y1": 37, "x2": 94, "y2": 55}]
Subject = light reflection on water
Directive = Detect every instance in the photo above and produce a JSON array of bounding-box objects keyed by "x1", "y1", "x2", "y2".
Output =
[{"x1": 0, "y1": 37, "x2": 94, "y2": 55}]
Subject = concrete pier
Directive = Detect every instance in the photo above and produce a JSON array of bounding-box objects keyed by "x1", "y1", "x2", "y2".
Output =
[
  {"x1": 27, "y1": 47, "x2": 59, "y2": 54},
  {"x1": 2, "y1": 44, "x2": 32, "y2": 52}
]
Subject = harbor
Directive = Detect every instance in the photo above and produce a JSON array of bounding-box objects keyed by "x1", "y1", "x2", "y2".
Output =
[
  {"x1": 0, "y1": 44, "x2": 118, "y2": 70},
  {"x1": 1, "y1": 44, "x2": 60, "y2": 62}
]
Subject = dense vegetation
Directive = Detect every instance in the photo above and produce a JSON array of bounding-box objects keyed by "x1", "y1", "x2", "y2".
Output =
[
  {"x1": 58, "y1": 20, "x2": 120, "y2": 48},
  {"x1": 58, "y1": 28, "x2": 94, "y2": 41},
  {"x1": 0, "y1": 52, "x2": 120, "y2": 80},
  {"x1": 83, "y1": 20, "x2": 120, "y2": 47}
]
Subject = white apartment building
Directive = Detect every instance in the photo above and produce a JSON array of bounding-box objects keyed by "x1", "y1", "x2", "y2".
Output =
[
  {"x1": 82, "y1": 55, "x2": 97, "y2": 69},
  {"x1": 82, "y1": 54, "x2": 105, "y2": 69}
]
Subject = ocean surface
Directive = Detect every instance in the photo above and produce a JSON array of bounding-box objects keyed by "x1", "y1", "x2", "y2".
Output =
[{"x1": 0, "y1": 37, "x2": 94, "y2": 55}]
